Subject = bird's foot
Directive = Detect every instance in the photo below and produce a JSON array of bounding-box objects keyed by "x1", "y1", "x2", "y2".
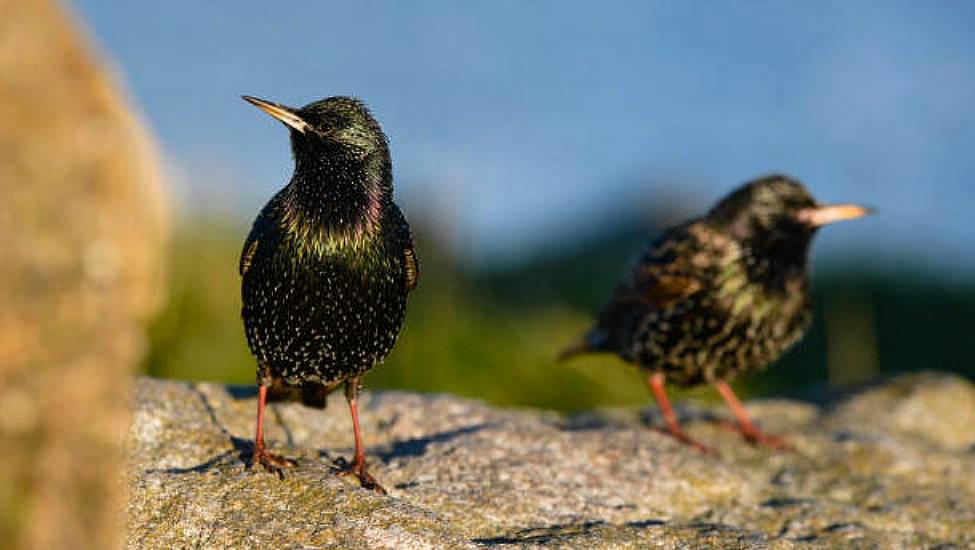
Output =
[
  {"x1": 672, "y1": 431, "x2": 715, "y2": 455},
  {"x1": 654, "y1": 426, "x2": 714, "y2": 455},
  {"x1": 249, "y1": 447, "x2": 297, "y2": 479},
  {"x1": 717, "y1": 419, "x2": 792, "y2": 451},
  {"x1": 739, "y1": 425, "x2": 792, "y2": 451},
  {"x1": 332, "y1": 457, "x2": 387, "y2": 495}
]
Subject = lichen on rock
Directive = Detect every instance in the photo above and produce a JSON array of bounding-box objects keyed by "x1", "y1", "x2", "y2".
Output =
[{"x1": 127, "y1": 372, "x2": 975, "y2": 549}]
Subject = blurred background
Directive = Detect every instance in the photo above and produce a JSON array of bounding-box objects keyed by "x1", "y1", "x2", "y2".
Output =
[
  {"x1": 73, "y1": 0, "x2": 975, "y2": 410},
  {"x1": 2, "y1": 2, "x2": 974, "y2": 546}
]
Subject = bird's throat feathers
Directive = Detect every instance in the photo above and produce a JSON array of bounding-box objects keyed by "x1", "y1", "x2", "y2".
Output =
[
  {"x1": 739, "y1": 231, "x2": 812, "y2": 293},
  {"x1": 279, "y1": 168, "x2": 388, "y2": 259}
]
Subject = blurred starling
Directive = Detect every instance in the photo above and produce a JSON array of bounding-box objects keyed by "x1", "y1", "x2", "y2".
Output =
[
  {"x1": 561, "y1": 175, "x2": 871, "y2": 451},
  {"x1": 240, "y1": 95, "x2": 418, "y2": 493}
]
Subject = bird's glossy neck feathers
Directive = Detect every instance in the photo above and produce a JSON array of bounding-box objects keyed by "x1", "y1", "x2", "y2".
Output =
[{"x1": 281, "y1": 143, "x2": 391, "y2": 256}]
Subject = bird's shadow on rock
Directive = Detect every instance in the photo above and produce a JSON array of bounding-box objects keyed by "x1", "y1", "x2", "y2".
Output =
[
  {"x1": 149, "y1": 385, "x2": 284, "y2": 475},
  {"x1": 638, "y1": 406, "x2": 723, "y2": 429},
  {"x1": 150, "y1": 383, "x2": 504, "y2": 478},
  {"x1": 226, "y1": 385, "x2": 258, "y2": 400},
  {"x1": 472, "y1": 519, "x2": 665, "y2": 546},
  {"x1": 557, "y1": 412, "x2": 624, "y2": 432},
  {"x1": 147, "y1": 436, "x2": 254, "y2": 475},
  {"x1": 373, "y1": 422, "x2": 495, "y2": 463},
  {"x1": 557, "y1": 406, "x2": 718, "y2": 432}
]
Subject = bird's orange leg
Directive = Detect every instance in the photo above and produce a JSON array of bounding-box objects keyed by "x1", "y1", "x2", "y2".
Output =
[
  {"x1": 250, "y1": 384, "x2": 297, "y2": 477},
  {"x1": 333, "y1": 379, "x2": 386, "y2": 494},
  {"x1": 647, "y1": 373, "x2": 713, "y2": 454},
  {"x1": 714, "y1": 380, "x2": 790, "y2": 450}
]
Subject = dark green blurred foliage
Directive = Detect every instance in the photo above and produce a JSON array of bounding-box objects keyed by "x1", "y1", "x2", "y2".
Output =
[
  {"x1": 147, "y1": 220, "x2": 254, "y2": 385},
  {"x1": 147, "y1": 215, "x2": 975, "y2": 412}
]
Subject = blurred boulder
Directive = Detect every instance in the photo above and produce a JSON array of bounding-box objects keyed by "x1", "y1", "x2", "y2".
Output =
[
  {"x1": 0, "y1": 0, "x2": 166, "y2": 547},
  {"x1": 129, "y1": 372, "x2": 975, "y2": 548}
]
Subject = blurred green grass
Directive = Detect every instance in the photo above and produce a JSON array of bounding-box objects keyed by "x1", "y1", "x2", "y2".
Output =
[
  {"x1": 146, "y1": 218, "x2": 659, "y2": 410},
  {"x1": 146, "y1": 217, "x2": 975, "y2": 412}
]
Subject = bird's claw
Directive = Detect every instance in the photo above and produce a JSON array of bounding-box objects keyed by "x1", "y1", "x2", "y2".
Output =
[
  {"x1": 716, "y1": 419, "x2": 792, "y2": 451},
  {"x1": 332, "y1": 457, "x2": 387, "y2": 495},
  {"x1": 740, "y1": 427, "x2": 792, "y2": 451},
  {"x1": 672, "y1": 431, "x2": 715, "y2": 455},
  {"x1": 250, "y1": 448, "x2": 297, "y2": 479},
  {"x1": 653, "y1": 426, "x2": 715, "y2": 455}
]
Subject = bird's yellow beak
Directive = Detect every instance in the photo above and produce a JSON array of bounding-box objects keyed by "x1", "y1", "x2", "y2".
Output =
[
  {"x1": 797, "y1": 203, "x2": 874, "y2": 227},
  {"x1": 242, "y1": 95, "x2": 309, "y2": 134}
]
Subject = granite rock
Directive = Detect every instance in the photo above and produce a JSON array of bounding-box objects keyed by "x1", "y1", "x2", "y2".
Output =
[{"x1": 127, "y1": 372, "x2": 975, "y2": 549}]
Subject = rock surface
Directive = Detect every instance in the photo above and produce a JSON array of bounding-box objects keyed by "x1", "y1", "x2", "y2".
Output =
[{"x1": 128, "y1": 373, "x2": 975, "y2": 549}]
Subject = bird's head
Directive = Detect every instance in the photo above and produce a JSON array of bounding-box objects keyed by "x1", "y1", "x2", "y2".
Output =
[
  {"x1": 242, "y1": 95, "x2": 389, "y2": 169},
  {"x1": 709, "y1": 175, "x2": 872, "y2": 243},
  {"x1": 707, "y1": 175, "x2": 872, "y2": 282}
]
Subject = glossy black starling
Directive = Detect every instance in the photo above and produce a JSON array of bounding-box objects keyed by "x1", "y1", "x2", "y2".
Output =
[
  {"x1": 561, "y1": 175, "x2": 871, "y2": 451},
  {"x1": 240, "y1": 95, "x2": 417, "y2": 493}
]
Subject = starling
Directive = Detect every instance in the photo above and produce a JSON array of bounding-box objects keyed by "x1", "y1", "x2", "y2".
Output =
[
  {"x1": 561, "y1": 175, "x2": 871, "y2": 451},
  {"x1": 240, "y1": 95, "x2": 417, "y2": 493}
]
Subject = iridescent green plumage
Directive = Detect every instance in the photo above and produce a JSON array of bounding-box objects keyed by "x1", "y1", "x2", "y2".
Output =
[{"x1": 240, "y1": 95, "x2": 417, "y2": 492}]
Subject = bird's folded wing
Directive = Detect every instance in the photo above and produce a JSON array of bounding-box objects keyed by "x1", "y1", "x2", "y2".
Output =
[
  {"x1": 615, "y1": 223, "x2": 708, "y2": 311},
  {"x1": 633, "y1": 273, "x2": 703, "y2": 310},
  {"x1": 240, "y1": 239, "x2": 259, "y2": 276},
  {"x1": 404, "y1": 245, "x2": 419, "y2": 292}
]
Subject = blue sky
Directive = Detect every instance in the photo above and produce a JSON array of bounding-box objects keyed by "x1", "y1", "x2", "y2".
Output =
[{"x1": 72, "y1": 1, "x2": 975, "y2": 271}]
